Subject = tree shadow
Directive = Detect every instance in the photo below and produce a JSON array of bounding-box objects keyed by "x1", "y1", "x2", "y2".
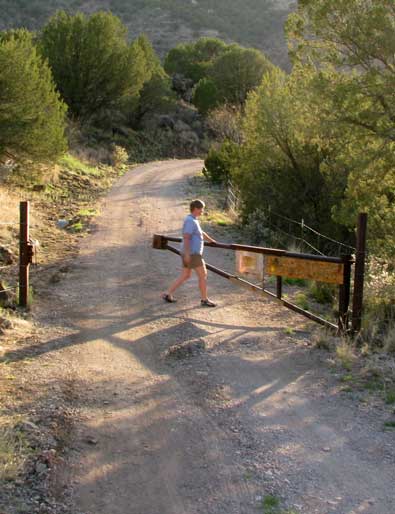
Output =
[{"x1": 8, "y1": 212, "x2": 393, "y2": 513}]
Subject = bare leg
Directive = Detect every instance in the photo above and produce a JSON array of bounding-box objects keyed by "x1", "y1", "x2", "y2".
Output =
[
  {"x1": 194, "y1": 264, "x2": 208, "y2": 300},
  {"x1": 166, "y1": 267, "x2": 192, "y2": 297}
]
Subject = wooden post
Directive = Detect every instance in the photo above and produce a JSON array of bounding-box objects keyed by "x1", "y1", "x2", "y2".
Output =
[
  {"x1": 19, "y1": 201, "x2": 30, "y2": 308},
  {"x1": 338, "y1": 255, "x2": 353, "y2": 333},
  {"x1": 276, "y1": 276, "x2": 282, "y2": 300},
  {"x1": 352, "y1": 213, "x2": 368, "y2": 334}
]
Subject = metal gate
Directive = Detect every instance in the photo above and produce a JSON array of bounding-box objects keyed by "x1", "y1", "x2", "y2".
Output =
[{"x1": 153, "y1": 214, "x2": 367, "y2": 335}]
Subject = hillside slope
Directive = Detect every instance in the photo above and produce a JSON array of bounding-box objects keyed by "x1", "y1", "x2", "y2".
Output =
[{"x1": 0, "y1": 0, "x2": 295, "y2": 67}]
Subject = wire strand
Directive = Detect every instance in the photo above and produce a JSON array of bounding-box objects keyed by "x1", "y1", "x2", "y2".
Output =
[{"x1": 226, "y1": 183, "x2": 356, "y2": 256}]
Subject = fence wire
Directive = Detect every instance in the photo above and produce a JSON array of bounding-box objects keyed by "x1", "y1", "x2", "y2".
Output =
[
  {"x1": 225, "y1": 182, "x2": 356, "y2": 257},
  {"x1": 267, "y1": 209, "x2": 355, "y2": 254}
]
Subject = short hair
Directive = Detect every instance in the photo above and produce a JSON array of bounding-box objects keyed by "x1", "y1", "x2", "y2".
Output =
[{"x1": 190, "y1": 199, "x2": 205, "y2": 212}]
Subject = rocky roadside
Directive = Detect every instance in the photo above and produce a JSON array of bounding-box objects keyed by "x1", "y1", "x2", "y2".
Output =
[{"x1": 0, "y1": 157, "x2": 125, "y2": 514}]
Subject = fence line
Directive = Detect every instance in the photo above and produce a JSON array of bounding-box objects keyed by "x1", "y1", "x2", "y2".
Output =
[
  {"x1": 267, "y1": 208, "x2": 355, "y2": 252},
  {"x1": 225, "y1": 182, "x2": 356, "y2": 257},
  {"x1": 265, "y1": 220, "x2": 325, "y2": 255}
]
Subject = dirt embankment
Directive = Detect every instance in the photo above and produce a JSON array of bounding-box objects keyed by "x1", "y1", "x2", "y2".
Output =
[{"x1": 0, "y1": 158, "x2": 124, "y2": 514}]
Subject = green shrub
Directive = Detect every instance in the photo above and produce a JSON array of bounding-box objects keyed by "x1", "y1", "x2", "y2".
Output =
[
  {"x1": 0, "y1": 29, "x2": 67, "y2": 162},
  {"x1": 164, "y1": 37, "x2": 227, "y2": 84},
  {"x1": 209, "y1": 45, "x2": 272, "y2": 105},
  {"x1": 294, "y1": 292, "x2": 309, "y2": 310},
  {"x1": 193, "y1": 78, "x2": 220, "y2": 114},
  {"x1": 203, "y1": 140, "x2": 240, "y2": 184},
  {"x1": 284, "y1": 277, "x2": 307, "y2": 287},
  {"x1": 112, "y1": 145, "x2": 129, "y2": 169},
  {"x1": 40, "y1": 12, "x2": 165, "y2": 122},
  {"x1": 309, "y1": 281, "x2": 336, "y2": 304}
]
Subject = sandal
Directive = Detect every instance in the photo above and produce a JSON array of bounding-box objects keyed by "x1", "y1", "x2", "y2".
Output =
[
  {"x1": 163, "y1": 294, "x2": 177, "y2": 303},
  {"x1": 201, "y1": 299, "x2": 217, "y2": 308}
]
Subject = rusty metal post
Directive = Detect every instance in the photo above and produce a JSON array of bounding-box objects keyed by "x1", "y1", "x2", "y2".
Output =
[
  {"x1": 19, "y1": 201, "x2": 30, "y2": 308},
  {"x1": 338, "y1": 254, "x2": 353, "y2": 333},
  {"x1": 276, "y1": 276, "x2": 282, "y2": 300},
  {"x1": 352, "y1": 213, "x2": 368, "y2": 334}
]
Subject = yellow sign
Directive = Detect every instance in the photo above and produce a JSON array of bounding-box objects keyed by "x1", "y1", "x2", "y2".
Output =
[
  {"x1": 236, "y1": 251, "x2": 264, "y2": 280},
  {"x1": 266, "y1": 256, "x2": 344, "y2": 285}
]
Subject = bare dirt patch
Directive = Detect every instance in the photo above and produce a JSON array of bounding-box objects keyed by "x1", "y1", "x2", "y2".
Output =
[{"x1": 0, "y1": 156, "x2": 126, "y2": 514}]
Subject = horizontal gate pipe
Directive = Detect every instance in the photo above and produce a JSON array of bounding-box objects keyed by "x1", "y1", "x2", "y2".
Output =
[
  {"x1": 165, "y1": 243, "x2": 338, "y2": 331},
  {"x1": 158, "y1": 235, "x2": 347, "y2": 264},
  {"x1": 164, "y1": 236, "x2": 284, "y2": 257},
  {"x1": 166, "y1": 244, "x2": 242, "y2": 281},
  {"x1": 166, "y1": 244, "x2": 277, "y2": 299}
]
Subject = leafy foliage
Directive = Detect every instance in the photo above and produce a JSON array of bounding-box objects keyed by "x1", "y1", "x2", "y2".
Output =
[
  {"x1": 136, "y1": 73, "x2": 175, "y2": 120},
  {"x1": 203, "y1": 140, "x2": 240, "y2": 184},
  {"x1": 0, "y1": 29, "x2": 67, "y2": 162},
  {"x1": 126, "y1": 35, "x2": 174, "y2": 123},
  {"x1": 165, "y1": 37, "x2": 227, "y2": 84},
  {"x1": 209, "y1": 46, "x2": 272, "y2": 105},
  {"x1": 40, "y1": 11, "x2": 142, "y2": 119},
  {"x1": 233, "y1": 67, "x2": 347, "y2": 238},
  {"x1": 286, "y1": 0, "x2": 395, "y2": 257},
  {"x1": 40, "y1": 12, "x2": 171, "y2": 127},
  {"x1": 192, "y1": 78, "x2": 219, "y2": 115},
  {"x1": 136, "y1": 33, "x2": 166, "y2": 79},
  {"x1": 168, "y1": 39, "x2": 272, "y2": 113}
]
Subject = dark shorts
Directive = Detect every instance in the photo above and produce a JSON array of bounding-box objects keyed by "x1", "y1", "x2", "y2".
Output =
[{"x1": 182, "y1": 254, "x2": 204, "y2": 269}]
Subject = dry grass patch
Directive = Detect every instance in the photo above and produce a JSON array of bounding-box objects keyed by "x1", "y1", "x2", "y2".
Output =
[
  {"x1": 0, "y1": 189, "x2": 22, "y2": 250},
  {"x1": 335, "y1": 339, "x2": 356, "y2": 371},
  {"x1": 204, "y1": 210, "x2": 233, "y2": 227},
  {"x1": 311, "y1": 331, "x2": 336, "y2": 351},
  {"x1": 0, "y1": 423, "x2": 31, "y2": 481}
]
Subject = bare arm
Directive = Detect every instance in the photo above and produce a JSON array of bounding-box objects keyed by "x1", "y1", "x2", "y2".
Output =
[{"x1": 203, "y1": 231, "x2": 216, "y2": 244}]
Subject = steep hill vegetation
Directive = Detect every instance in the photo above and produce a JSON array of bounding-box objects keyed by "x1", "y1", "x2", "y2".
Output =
[{"x1": 0, "y1": 0, "x2": 294, "y2": 67}]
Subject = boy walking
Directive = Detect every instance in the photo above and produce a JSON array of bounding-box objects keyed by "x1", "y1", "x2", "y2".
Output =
[{"x1": 162, "y1": 199, "x2": 217, "y2": 307}]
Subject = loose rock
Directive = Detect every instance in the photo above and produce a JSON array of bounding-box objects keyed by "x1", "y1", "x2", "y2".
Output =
[{"x1": 0, "y1": 245, "x2": 15, "y2": 265}]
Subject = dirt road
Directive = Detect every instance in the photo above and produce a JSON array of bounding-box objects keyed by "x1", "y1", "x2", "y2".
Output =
[{"x1": 44, "y1": 161, "x2": 394, "y2": 514}]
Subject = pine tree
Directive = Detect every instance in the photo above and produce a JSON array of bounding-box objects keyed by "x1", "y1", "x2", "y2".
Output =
[
  {"x1": 210, "y1": 46, "x2": 272, "y2": 105},
  {"x1": 40, "y1": 11, "x2": 141, "y2": 119},
  {"x1": 0, "y1": 29, "x2": 67, "y2": 162}
]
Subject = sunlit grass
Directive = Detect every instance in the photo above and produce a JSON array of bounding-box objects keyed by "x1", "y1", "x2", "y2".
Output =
[
  {"x1": 77, "y1": 208, "x2": 99, "y2": 217},
  {"x1": 0, "y1": 425, "x2": 32, "y2": 481},
  {"x1": 60, "y1": 153, "x2": 102, "y2": 177},
  {"x1": 204, "y1": 210, "x2": 233, "y2": 227},
  {"x1": 336, "y1": 340, "x2": 354, "y2": 371}
]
